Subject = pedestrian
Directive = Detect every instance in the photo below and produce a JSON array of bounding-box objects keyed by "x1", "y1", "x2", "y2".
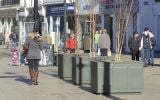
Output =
[
  {"x1": 83, "y1": 34, "x2": 91, "y2": 53},
  {"x1": 9, "y1": 31, "x2": 18, "y2": 46},
  {"x1": 20, "y1": 44, "x2": 28, "y2": 66},
  {"x1": 128, "y1": 32, "x2": 140, "y2": 61},
  {"x1": 149, "y1": 32, "x2": 156, "y2": 66},
  {"x1": 24, "y1": 29, "x2": 43, "y2": 85},
  {"x1": 98, "y1": 29, "x2": 111, "y2": 56},
  {"x1": 66, "y1": 33, "x2": 77, "y2": 53},
  {"x1": 94, "y1": 30, "x2": 101, "y2": 52},
  {"x1": 139, "y1": 27, "x2": 152, "y2": 67}
]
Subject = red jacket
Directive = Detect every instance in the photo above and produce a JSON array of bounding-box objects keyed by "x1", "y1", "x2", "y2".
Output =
[{"x1": 67, "y1": 38, "x2": 77, "y2": 49}]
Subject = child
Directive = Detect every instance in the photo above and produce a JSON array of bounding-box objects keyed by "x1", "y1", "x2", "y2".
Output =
[{"x1": 20, "y1": 44, "x2": 28, "y2": 66}]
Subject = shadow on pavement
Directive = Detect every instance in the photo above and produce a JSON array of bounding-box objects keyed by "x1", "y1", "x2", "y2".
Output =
[
  {"x1": 39, "y1": 70, "x2": 58, "y2": 78},
  {"x1": 0, "y1": 75, "x2": 20, "y2": 78},
  {"x1": 79, "y1": 85, "x2": 92, "y2": 93},
  {"x1": 105, "y1": 95, "x2": 123, "y2": 100},
  {"x1": 154, "y1": 64, "x2": 160, "y2": 67},
  {"x1": 0, "y1": 74, "x2": 31, "y2": 85},
  {"x1": 15, "y1": 76, "x2": 31, "y2": 85},
  {"x1": 63, "y1": 79, "x2": 73, "y2": 84},
  {"x1": 4, "y1": 72, "x2": 17, "y2": 74},
  {"x1": 0, "y1": 52, "x2": 10, "y2": 58}
]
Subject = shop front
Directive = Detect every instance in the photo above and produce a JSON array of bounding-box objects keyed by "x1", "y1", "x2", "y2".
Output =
[{"x1": 46, "y1": 3, "x2": 75, "y2": 52}]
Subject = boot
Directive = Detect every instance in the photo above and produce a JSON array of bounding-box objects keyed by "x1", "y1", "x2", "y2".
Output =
[{"x1": 33, "y1": 71, "x2": 39, "y2": 85}]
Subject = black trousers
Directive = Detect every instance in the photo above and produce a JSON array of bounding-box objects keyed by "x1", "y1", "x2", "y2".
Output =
[
  {"x1": 100, "y1": 49, "x2": 107, "y2": 56},
  {"x1": 131, "y1": 49, "x2": 139, "y2": 61}
]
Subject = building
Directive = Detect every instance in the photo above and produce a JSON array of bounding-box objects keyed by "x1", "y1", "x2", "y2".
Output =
[
  {"x1": 101, "y1": 0, "x2": 160, "y2": 52},
  {"x1": 1, "y1": 0, "x2": 160, "y2": 52},
  {"x1": 0, "y1": 0, "x2": 20, "y2": 44},
  {"x1": 136, "y1": 0, "x2": 160, "y2": 51}
]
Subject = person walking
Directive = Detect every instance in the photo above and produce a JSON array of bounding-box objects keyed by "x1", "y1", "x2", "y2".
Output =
[
  {"x1": 20, "y1": 44, "x2": 28, "y2": 66},
  {"x1": 139, "y1": 27, "x2": 152, "y2": 67},
  {"x1": 94, "y1": 30, "x2": 101, "y2": 52},
  {"x1": 98, "y1": 29, "x2": 111, "y2": 56},
  {"x1": 24, "y1": 29, "x2": 43, "y2": 85},
  {"x1": 9, "y1": 31, "x2": 18, "y2": 46},
  {"x1": 128, "y1": 32, "x2": 140, "y2": 61},
  {"x1": 149, "y1": 32, "x2": 156, "y2": 66},
  {"x1": 66, "y1": 33, "x2": 77, "y2": 53}
]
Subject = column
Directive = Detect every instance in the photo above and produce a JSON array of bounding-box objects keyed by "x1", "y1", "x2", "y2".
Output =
[
  {"x1": 49, "y1": 16, "x2": 53, "y2": 33},
  {"x1": 19, "y1": 18, "x2": 23, "y2": 45}
]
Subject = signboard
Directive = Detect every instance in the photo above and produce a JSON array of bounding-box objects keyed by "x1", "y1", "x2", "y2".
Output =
[
  {"x1": 77, "y1": 0, "x2": 99, "y2": 15},
  {"x1": 46, "y1": 3, "x2": 75, "y2": 16}
]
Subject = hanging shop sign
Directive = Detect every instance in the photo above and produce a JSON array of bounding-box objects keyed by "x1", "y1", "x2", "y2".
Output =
[{"x1": 46, "y1": 3, "x2": 75, "y2": 16}]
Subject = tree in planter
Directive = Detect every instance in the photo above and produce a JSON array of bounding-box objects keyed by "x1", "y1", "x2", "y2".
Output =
[
  {"x1": 74, "y1": 0, "x2": 98, "y2": 57},
  {"x1": 114, "y1": 0, "x2": 136, "y2": 61}
]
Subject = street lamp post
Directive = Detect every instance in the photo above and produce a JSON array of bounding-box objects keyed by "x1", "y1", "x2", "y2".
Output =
[
  {"x1": 64, "y1": 0, "x2": 67, "y2": 50},
  {"x1": 33, "y1": 0, "x2": 42, "y2": 35}
]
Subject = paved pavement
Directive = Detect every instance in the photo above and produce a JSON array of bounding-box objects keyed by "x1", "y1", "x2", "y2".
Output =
[{"x1": 0, "y1": 45, "x2": 160, "y2": 100}]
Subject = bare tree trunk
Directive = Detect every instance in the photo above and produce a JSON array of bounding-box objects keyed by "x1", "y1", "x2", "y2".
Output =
[{"x1": 114, "y1": 0, "x2": 134, "y2": 61}]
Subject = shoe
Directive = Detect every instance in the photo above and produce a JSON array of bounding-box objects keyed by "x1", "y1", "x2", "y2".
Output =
[{"x1": 33, "y1": 81, "x2": 38, "y2": 85}]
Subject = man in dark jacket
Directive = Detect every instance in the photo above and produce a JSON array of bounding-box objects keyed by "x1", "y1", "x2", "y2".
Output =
[
  {"x1": 149, "y1": 32, "x2": 156, "y2": 66},
  {"x1": 128, "y1": 32, "x2": 140, "y2": 61},
  {"x1": 139, "y1": 27, "x2": 152, "y2": 66}
]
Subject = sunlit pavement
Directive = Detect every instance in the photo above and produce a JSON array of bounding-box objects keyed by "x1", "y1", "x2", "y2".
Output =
[{"x1": 0, "y1": 45, "x2": 160, "y2": 100}]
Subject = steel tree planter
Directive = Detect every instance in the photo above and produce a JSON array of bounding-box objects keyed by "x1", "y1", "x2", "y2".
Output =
[
  {"x1": 58, "y1": 53, "x2": 75, "y2": 79},
  {"x1": 72, "y1": 55, "x2": 91, "y2": 85},
  {"x1": 91, "y1": 60, "x2": 143, "y2": 94}
]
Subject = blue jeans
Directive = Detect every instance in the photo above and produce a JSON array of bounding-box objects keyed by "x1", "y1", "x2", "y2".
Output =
[
  {"x1": 141, "y1": 49, "x2": 150, "y2": 66},
  {"x1": 20, "y1": 53, "x2": 26, "y2": 64},
  {"x1": 149, "y1": 49, "x2": 154, "y2": 64}
]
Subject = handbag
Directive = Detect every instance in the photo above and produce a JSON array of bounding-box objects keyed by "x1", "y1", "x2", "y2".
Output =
[
  {"x1": 107, "y1": 50, "x2": 111, "y2": 56},
  {"x1": 23, "y1": 44, "x2": 29, "y2": 54}
]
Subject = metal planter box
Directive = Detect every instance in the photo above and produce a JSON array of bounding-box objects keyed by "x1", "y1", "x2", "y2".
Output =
[
  {"x1": 58, "y1": 53, "x2": 75, "y2": 79},
  {"x1": 91, "y1": 61, "x2": 143, "y2": 94},
  {"x1": 72, "y1": 56, "x2": 91, "y2": 85}
]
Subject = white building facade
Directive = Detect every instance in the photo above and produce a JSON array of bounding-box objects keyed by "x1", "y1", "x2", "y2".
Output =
[{"x1": 0, "y1": 0, "x2": 20, "y2": 43}]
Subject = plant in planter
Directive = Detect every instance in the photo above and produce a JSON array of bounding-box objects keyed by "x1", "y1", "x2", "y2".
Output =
[{"x1": 114, "y1": 0, "x2": 137, "y2": 61}]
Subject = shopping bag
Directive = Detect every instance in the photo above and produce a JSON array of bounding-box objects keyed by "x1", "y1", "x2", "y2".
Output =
[
  {"x1": 107, "y1": 50, "x2": 111, "y2": 56},
  {"x1": 98, "y1": 48, "x2": 101, "y2": 56}
]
